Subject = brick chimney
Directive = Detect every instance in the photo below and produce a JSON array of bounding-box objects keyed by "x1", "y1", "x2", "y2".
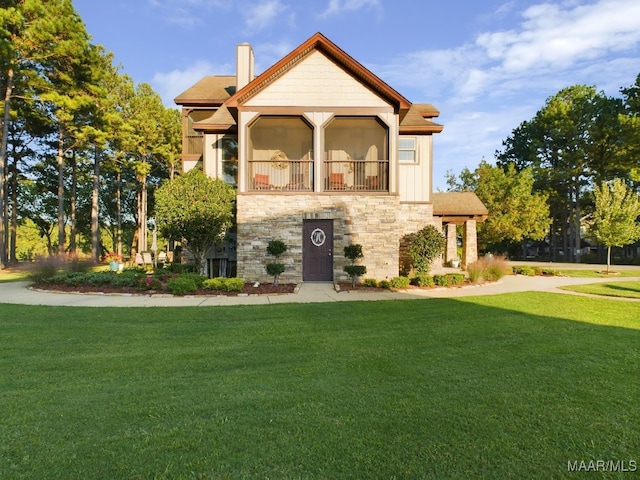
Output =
[{"x1": 236, "y1": 43, "x2": 255, "y2": 91}]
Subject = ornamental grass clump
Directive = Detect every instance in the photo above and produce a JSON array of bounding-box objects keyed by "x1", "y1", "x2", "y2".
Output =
[{"x1": 467, "y1": 255, "x2": 511, "y2": 283}]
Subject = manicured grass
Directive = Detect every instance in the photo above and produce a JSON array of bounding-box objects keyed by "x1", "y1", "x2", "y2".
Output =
[
  {"x1": 561, "y1": 280, "x2": 640, "y2": 299},
  {"x1": 0, "y1": 271, "x2": 29, "y2": 283},
  {"x1": 1, "y1": 294, "x2": 638, "y2": 479},
  {"x1": 557, "y1": 268, "x2": 640, "y2": 278}
]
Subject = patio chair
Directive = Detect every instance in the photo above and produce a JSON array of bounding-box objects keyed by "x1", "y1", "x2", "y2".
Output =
[
  {"x1": 328, "y1": 172, "x2": 346, "y2": 190},
  {"x1": 141, "y1": 251, "x2": 154, "y2": 268},
  {"x1": 254, "y1": 174, "x2": 271, "y2": 190}
]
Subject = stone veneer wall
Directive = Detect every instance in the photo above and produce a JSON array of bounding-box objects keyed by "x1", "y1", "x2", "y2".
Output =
[{"x1": 236, "y1": 194, "x2": 439, "y2": 283}]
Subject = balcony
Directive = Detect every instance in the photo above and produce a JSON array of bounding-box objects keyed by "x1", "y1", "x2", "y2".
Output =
[
  {"x1": 249, "y1": 160, "x2": 313, "y2": 192},
  {"x1": 247, "y1": 159, "x2": 389, "y2": 192},
  {"x1": 324, "y1": 160, "x2": 389, "y2": 192}
]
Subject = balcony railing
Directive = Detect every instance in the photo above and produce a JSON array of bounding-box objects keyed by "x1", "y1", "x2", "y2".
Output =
[
  {"x1": 249, "y1": 160, "x2": 314, "y2": 192},
  {"x1": 324, "y1": 160, "x2": 389, "y2": 192}
]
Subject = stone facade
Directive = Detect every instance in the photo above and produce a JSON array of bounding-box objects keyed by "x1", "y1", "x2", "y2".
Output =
[{"x1": 236, "y1": 193, "x2": 438, "y2": 283}]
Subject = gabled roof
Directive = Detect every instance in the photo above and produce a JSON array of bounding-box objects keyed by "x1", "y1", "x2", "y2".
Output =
[
  {"x1": 432, "y1": 192, "x2": 488, "y2": 222},
  {"x1": 174, "y1": 76, "x2": 236, "y2": 106},
  {"x1": 226, "y1": 32, "x2": 412, "y2": 111}
]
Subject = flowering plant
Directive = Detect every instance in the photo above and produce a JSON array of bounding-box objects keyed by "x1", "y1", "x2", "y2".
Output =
[{"x1": 104, "y1": 252, "x2": 123, "y2": 264}]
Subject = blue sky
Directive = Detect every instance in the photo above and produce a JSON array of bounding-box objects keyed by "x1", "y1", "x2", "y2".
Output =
[{"x1": 73, "y1": 0, "x2": 640, "y2": 190}]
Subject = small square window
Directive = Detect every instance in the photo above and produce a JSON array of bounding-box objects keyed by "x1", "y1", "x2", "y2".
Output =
[{"x1": 399, "y1": 137, "x2": 417, "y2": 163}]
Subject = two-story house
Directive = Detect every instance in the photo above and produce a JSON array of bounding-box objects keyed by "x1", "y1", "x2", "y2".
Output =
[{"x1": 175, "y1": 32, "x2": 487, "y2": 283}]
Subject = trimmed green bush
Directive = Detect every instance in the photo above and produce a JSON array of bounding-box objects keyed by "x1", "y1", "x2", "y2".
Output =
[
  {"x1": 433, "y1": 274, "x2": 451, "y2": 287},
  {"x1": 166, "y1": 277, "x2": 199, "y2": 295},
  {"x1": 363, "y1": 278, "x2": 379, "y2": 287},
  {"x1": 203, "y1": 277, "x2": 245, "y2": 292},
  {"x1": 407, "y1": 225, "x2": 446, "y2": 275},
  {"x1": 516, "y1": 265, "x2": 536, "y2": 276},
  {"x1": 389, "y1": 276, "x2": 411, "y2": 289},
  {"x1": 411, "y1": 274, "x2": 434, "y2": 287},
  {"x1": 379, "y1": 280, "x2": 391, "y2": 289},
  {"x1": 447, "y1": 273, "x2": 466, "y2": 285},
  {"x1": 344, "y1": 265, "x2": 366, "y2": 279}
]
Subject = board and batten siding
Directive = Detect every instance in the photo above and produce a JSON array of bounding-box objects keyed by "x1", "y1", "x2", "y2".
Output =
[
  {"x1": 398, "y1": 135, "x2": 432, "y2": 203},
  {"x1": 245, "y1": 51, "x2": 390, "y2": 108}
]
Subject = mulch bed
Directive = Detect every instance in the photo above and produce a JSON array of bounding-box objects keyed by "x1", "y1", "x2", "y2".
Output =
[{"x1": 33, "y1": 282, "x2": 297, "y2": 296}]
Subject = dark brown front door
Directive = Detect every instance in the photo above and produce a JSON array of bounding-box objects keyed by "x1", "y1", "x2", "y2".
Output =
[{"x1": 303, "y1": 220, "x2": 333, "y2": 281}]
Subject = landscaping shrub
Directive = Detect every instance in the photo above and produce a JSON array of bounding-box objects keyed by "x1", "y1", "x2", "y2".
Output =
[
  {"x1": 111, "y1": 271, "x2": 146, "y2": 288},
  {"x1": 203, "y1": 277, "x2": 245, "y2": 292},
  {"x1": 515, "y1": 265, "x2": 536, "y2": 276},
  {"x1": 468, "y1": 256, "x2": 510, "y2": 283},
  {"x1": 137, "y1": 276, "x2": 163, "y2": 291},
  {"x1": 28, "y1": 256, "x2": 67, "y2": 283},
  {"x1": 165, "y1": 263, "x2": 197, "y2": 274},
  {"x1": 446, "y1": 273, "x2": 466, "y2": 285},
  {"x1": 166, "y1": 276, "x2": 199, "y2": 295},
  {"x1": 407, "y1": 225, "x2": 446, "y2": 274},
  {"x1": 363, "y1": 278, "x2": 378, "y2": 287},
  {"x1": 179, "y1": 273, "x2": 206, "y2": 289},
  {"x1": 411, "y1": 274, "x2": 434, "y2": 287},
  {"x1": 379, "y1": 280, "x2": 391, "y2": 289},
  {"x1": 433, "y1": 274, "x2": 451, "y2": 287},
  {"x1": 389, "y1": 276, "x2": 411, "y2": 289}
]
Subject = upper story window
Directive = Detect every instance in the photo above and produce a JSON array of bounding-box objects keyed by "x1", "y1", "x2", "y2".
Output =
[
  {"x1": 324, "y1": 117, "x2": 389, "y2": 192},
  {"x1": 248, "y1": 116, "x2": 313, "y2": 191},
  {"x1": 398, "y1": 137, "x2": 417, "y2": 163},
  {"x1": 183, "y1": 109, "x2": 214, "y2": 157},
  {"x1": 220, "y1": 136, "x2": 238, "y2": 187}
]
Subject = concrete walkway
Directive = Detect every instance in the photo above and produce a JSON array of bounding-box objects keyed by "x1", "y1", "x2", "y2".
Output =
[{"x1": 1, "y1": 266, "x2": 639, "y2": 307}]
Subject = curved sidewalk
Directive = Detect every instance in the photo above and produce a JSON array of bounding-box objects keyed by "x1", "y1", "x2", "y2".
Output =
[{"x1": 0, "y1": 273, "x2": 638, "y2": 307}]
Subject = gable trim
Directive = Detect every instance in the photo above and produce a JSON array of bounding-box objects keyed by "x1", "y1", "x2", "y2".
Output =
[{"x1": 226, "y1": 32, "x2": 411, "y2": 112}]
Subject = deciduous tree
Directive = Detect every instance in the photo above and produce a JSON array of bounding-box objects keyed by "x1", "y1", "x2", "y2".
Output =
[
  {"x1": 155, "y1": 169, "x2": 235, "y2": 275},
  {"x1": 590, "y1": 178, "x2": 640, "y2": 272}
]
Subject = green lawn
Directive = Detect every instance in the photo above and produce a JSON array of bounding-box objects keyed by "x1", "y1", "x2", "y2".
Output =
[
  {"x1": 561, "y1": 280, "x2": 640, "y2": 299},
  {"x1": 1, "y1": 294, "x2": 638, "y2": 479},
  {"x1": 557, "y1": 268, "x2": 640, "y2": 278}
]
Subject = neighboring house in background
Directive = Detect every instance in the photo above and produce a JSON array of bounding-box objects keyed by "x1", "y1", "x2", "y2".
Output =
[{"x1": 174, "y1": 32, "x2": 487, "y2": 282}]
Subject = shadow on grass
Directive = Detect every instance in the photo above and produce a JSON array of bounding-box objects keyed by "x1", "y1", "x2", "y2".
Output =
[{"x1": 0, "y1": 293, "x2": 638, "y2": 479}]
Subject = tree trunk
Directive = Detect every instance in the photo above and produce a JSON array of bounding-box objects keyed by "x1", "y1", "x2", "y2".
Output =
[
  {"x1": 0, "y1": 67, "x2": 12, "y2": 269},
  {"x1": 91, "y1": 147, "x2": 100, "y2": 262},
  {"x1": 116, "y1": 170, "x2": 122, "y2": 256},
  {"x1": 70, "y1": 151, "x2": 77, "y2": 255},
  {"x1": 9, "y1": 144, "x2": 17, "y2": 264},
  {"x1": 57, "y1": 126, "x2": 65, "y2": 256},
  {"x1": 574, "y1": 181, "x2": 581, "y2": 263},
  {"x1": 607, "y1": 246, "x2": 611, "y2": 273}
]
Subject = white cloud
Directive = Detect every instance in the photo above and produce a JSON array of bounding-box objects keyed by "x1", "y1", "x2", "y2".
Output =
[
  {"x1": 319, "y1": 0, "x2": 381, "y2": 18},
  {"x1": 243, "y1": 0, "x2": 288, "y2": 32},
  {"x1": 152, "y1": 60, "x2": 234, "y2": 107},
  {"x1": 478, "y1": 0, "x2": 640, "y2": 73}
]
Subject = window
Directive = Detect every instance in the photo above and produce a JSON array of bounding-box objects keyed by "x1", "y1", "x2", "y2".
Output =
[
  {"x1": 399, "y1": 137, "x2": 417, "y2": 163},
  {"x1": 220, "y1": 136, "x2": 238, "y2": 187}
]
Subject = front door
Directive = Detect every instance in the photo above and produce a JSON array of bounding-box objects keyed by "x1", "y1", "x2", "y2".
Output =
[{"x1": 303, "y1": 220, "x2": 333, "y2": 281}]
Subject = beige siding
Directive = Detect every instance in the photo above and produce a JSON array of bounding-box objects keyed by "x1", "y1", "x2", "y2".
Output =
[
  {"x1": 245, "y1": 51, "x2": 389, "y2": 108},
  {"x1": 398, "y1": 135, "x2": 432, "y2": 202}
]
